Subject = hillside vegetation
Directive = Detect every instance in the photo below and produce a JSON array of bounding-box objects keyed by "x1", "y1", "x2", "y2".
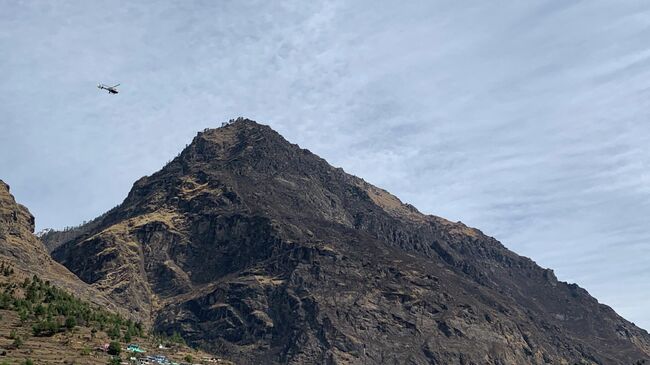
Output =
[{"x1": 0, "y1": 261, "x2": 228, "y2": 365}]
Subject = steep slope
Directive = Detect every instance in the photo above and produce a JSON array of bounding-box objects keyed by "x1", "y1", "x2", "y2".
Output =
[
  {"x1": 0, "y1": 181, "x2": 229, "y2": 363},
  {"x1": 0, "y1": 264, "x2": 223, "y2": 365},
  {"x1": 51, "y1": 118, "x2": 650, "y2": 364},
  {"x1": 39, "y1": 214, "x2": 108, "y2": 253},
  {"x1": 0, "y1": 180, "x2": 119, "y2": 312}
]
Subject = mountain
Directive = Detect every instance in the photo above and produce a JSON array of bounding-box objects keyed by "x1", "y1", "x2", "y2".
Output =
[
  {"x1": 0, "y1": 180, "x2": 118, "y2": 311},
  {"x1": 0, "y1": 180, "x2": 230, "y2": 364},
  {"x1": 49, "y1": 118, "x2": 650, "y2": 364},
  {"x1": 39, "y1": 212, "x2": 110, "y2": 254}
]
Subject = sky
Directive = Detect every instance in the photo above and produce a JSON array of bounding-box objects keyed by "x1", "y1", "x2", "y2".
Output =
[{"x1": 1, "y1": 1, "x2": 649, "y2": 329}]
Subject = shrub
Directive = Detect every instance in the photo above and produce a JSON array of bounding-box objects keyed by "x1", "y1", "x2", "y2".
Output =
[
  {"x1": 34, "y1": 304, "x2": 45, "y2": 317},
  {"x1": 107, "y1": 341, "x2": 121, "y2": 356},
  {"x1": 32, "y1": 319, "x2": 60, "y2": 336},
  {"x1": 24, "y1": 359, "x2": 34, "y2": 365},
  {"x1": 64, "y1": 316, "x2": 76, "y2": 330},
  {"x1": 108, "y1": 356, "x2": 121, "y2": 365},
  {"x1": 13, "y1": 336, "x2": 23, "y2": 348},
  {"x1": 1, "y1": 262, "x2": 14, "y2": 276},
  {"x1": 184, "y1": 354, "x2": 193, "y2": 363},
  {"x1": 18, "y1": 308, "x2": 29, "y2": 322},
  {"x1": 108, "y1": 323, "x2": 121, "y2": 340},
  {"x1": 170, "y1": 331, "x2": 186, "y2": 345}
]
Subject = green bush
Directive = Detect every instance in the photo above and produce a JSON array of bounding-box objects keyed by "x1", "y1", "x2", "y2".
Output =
[
  {"x1": 32, "y1": 319, "x2": 61, "y2": 336},
  {"x1": 65, "y1": 316, "x2": 77, "y2": 330},
  {"x1": 108, "y1": 323, "x2": 121, "y2": 340},
  {"x1": 108, "y1": 341, "x2": 121, "y2": 356},
  {"x1": 24, "y1": 359, "x2": 34, "y2": 365},
  {"x1": 13, "y1": 336, "x2": 23, "y2": 348},
  {"x1": 34, "y1": 304, "x2": 45, "y2": 316},
  {"x1": 18, "y1": 308, "x2": 30, "y2": 322},
  {"x1": 170, "y1": 331, "x2": 186, "y2": 345}
]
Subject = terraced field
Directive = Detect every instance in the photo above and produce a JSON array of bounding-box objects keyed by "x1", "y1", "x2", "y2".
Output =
[
  {"x1": 0, "y1": 309, "x2": 229, "y2": 365},
  {"x1": 0, "y1": 270, "x2": 227, "y2": 365}
]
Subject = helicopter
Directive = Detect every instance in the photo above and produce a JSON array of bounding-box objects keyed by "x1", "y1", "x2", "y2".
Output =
[{"x1": 97, "y1": 83, "x2": 120, "y2": 94}]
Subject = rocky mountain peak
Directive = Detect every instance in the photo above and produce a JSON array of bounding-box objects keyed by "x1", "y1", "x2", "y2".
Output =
[
  {"x1": 46, "y1": 119, "x2": 650, "y2": 364},
  {"x1": 183, "y1": 117, "x2": 296, "y2": 165}
]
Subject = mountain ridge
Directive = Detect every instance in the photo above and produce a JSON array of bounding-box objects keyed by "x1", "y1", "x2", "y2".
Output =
[
  {"x1": 0, "y1": 180, "x2": 121, "y2": 313},
  {"x1": 46, "y1": 118, "x2": 650, "y2": 364}
]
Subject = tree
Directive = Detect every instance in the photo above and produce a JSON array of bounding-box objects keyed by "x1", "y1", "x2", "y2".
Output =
[
  {"x1": 170, "y1": 331, "x2": 186, "y2": 345},
  {"x1": 32, "y1": 319, "x2": 60, "y2": 337},
  {"x1": 108, "y1": 323, "x2": 121, "y2": 340},
  {"x1": 107, "y1": 341, "x2": 121, "y2": 356},
  {"x1": 134, "y1": 321, "x2": 144, "y2": 337},
  {"x1": 13, "y1": 336, "x2": 23, "y2": 349},
  {"x1": 18, "y1": 308, "x2": 29, "y2": 323},
  {"x1": 34, "y1": 304, "x2": 45, "y2": 317},
  {"x1": 64, "y1": 316, "x2": 77, "y2": 330}
]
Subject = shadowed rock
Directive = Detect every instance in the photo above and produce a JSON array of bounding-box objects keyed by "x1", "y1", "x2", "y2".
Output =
[{"x1": 49, "y1": 118, "x2": 650, "y2": 364}]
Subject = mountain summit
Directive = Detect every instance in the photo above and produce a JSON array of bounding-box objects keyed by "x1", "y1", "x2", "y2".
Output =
[{"x1": 49, "y1": 118, "x2": 650, "y2": 364}]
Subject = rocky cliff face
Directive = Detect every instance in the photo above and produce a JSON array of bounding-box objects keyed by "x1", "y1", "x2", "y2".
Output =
[
  {"x1": 0, "y1": 180, "x2": 118, "y2": 312},
  {"x1": 50, "y1": 118, "x2": 650, "y2": 364}
]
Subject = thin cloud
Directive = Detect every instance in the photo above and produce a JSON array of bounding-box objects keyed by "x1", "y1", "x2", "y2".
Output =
[{"x1": 0, "y1": 0, "x2": 648, "y2": 329}]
